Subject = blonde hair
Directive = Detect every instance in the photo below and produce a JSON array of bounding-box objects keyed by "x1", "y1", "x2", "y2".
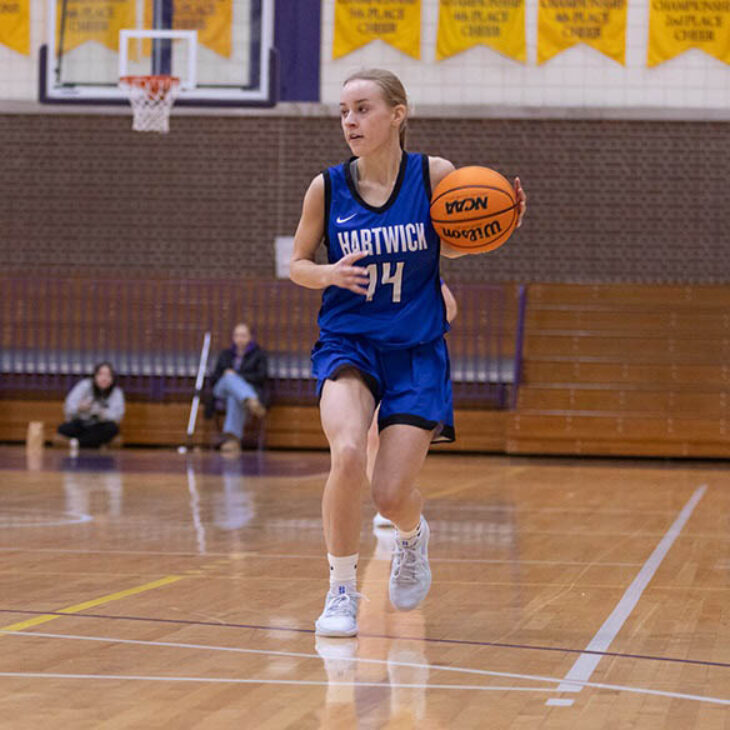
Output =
[{"x1": 344, "y1": 68, "x2": 408, "y2": 149}]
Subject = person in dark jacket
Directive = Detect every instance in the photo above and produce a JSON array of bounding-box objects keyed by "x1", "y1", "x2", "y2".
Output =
[{"x1": 210, "y1": 322, "x2": 268, "y2": 453}]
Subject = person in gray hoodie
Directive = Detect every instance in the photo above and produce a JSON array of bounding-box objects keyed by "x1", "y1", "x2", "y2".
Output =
[{"x1": 56, "y1": 362, "x2": 125, "y2": 449}]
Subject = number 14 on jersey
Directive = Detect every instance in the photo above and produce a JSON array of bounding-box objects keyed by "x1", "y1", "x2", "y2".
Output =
[{"x1": 365, "y1": 261, "x2": 405, "y2": 303}]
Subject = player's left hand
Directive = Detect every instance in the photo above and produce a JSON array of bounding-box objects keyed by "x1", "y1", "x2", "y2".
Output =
[{"x1": 514, "y1": 177, "x2": 527, "y2": 228}]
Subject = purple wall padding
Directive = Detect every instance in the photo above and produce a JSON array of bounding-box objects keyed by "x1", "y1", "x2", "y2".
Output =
[{"x1": 275, "y1": 0, "x2": 321, "y2": 102}]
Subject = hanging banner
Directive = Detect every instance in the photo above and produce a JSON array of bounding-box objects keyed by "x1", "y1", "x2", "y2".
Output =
[
  {"x1": 173, "y1": 0, "x2": 232, "y2": 58},
  {"x1": 648, "y1": 0, "x2": 730, "y2": 66},
  {"x1": 0, "y1": 0, "x2": 29, "y2": 55},
  {"x1": 436, "y1": 0, "x2": 525, "y2": 62},
  {"x1": 333, "y1": 0, "x2": 421, "y2": 59},
  {"x1": 143, "y1": 0, "x2": 232, "y2": 58},
  {"x1": 57, "y1": 0, "x2": 136, "y2": 53},
  {"x1": 538, "y1": 0, "x2": 628, "y2": 65}
]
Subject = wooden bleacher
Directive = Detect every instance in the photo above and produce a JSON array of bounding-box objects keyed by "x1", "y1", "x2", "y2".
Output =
[
  {"x1": 2, "y1": 279, "x2": 726, "y2": 458},
  {"x1": 509, "y1": 283, "x2": 730, "y2": 458}
]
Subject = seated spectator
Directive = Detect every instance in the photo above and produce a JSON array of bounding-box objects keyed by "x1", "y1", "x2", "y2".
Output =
[
  {"x1": 55, "y1": 362, "x2": 125, "y2": 451},
  {"x1": 209, "y1": 322, "x2": 268, "y2": 453}
]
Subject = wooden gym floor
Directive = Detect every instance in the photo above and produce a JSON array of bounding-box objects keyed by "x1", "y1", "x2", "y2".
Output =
[{"x1": 0, "y1": 445, "x2": 727, "y2": 729}]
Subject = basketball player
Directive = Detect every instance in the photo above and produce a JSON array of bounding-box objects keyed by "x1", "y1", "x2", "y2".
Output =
[{"x1": 290, "y1": 68, "x2": 526, "y2": 637}]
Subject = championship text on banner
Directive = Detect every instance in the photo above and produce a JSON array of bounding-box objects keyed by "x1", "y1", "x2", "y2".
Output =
[
  {"x1": 648, "y1": 0, "x2": 730, "y2": 66},
  {"x1": 436, "y1": 0, "x2": 526, "y2": 61},
  {"x1": 57, "y1": 0, "x2": 136, "y2": 53},
  {"x1": 0, "y1": 0, "x2": 29, "y2": 54},
  {"x1": 537, "y1": 0, "x2": 628, "y2": 64},
  {"x1": 143, "y1": 0, "x2": 232, "y2": 58},
  {"x1": 333, "y1": 0, "x2": 422, "y2": 59}
]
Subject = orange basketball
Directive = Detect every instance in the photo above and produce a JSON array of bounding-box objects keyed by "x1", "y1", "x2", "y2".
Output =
[{"x1": 430, "y1": 166, "x2": 518, "y2": 253}]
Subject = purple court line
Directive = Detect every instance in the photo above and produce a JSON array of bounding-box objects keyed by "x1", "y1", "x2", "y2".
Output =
[{"x1": 1, "y1": 608, "x2": 728, "y2": 671}]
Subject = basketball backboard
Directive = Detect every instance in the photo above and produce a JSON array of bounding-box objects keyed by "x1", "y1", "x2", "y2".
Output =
[{"x1": 40, "y1": 0, "x2": 276, "y2": 106}]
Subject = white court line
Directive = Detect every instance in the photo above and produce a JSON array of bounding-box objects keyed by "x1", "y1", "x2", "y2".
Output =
[
  {"x1": 0, "y1": 511, "x2": 93, "y2": 528},
  {"x1": 1, "y1": 629, "x2": 728, "y2": 706},
  {"x1": 0, "y1": 546, "x2": 642, "y2": 567},
  {"x1": 0, "y1": 672, "x2": 556, "y2": 692},
  {"x1": 436, "y1": 505, "x2": 683, "y2": 516},
  {"x1": 549, "y1": 484, "x2": 707, "y2": 705}
]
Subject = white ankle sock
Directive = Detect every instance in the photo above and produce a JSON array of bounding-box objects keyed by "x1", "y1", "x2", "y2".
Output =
[
  {"x1": 328, "y1": 553, "x2": 358, "y2": 590},
  {"x1": 396, "y1": 517, "x2": 422, "y2": 542}
]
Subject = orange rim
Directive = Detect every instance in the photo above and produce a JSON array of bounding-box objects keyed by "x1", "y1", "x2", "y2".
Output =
[{"x1": 120, "y1": 75, "x2": 180, "y2": 96}]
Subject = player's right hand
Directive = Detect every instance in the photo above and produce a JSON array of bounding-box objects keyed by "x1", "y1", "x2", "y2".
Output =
[{"x1": 329, "y1": 251, "x2": 370, "y2": 295}]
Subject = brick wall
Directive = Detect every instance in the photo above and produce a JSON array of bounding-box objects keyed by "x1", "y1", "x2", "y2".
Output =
[{"x1": 1, "y1": 113, "x2": 728, "y2": 283}]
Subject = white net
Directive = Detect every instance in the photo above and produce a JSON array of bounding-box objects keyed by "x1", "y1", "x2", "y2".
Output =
[{"x1": 120, "y1": 76, "x2": 180, "y2": 134}]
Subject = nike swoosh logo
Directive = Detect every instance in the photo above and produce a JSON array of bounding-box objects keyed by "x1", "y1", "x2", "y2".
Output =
[{"x1": 336, "y1": 213, "x2": 357, "y2": 224}]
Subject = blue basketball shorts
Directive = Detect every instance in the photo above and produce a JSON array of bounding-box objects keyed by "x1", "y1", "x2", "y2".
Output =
[{"x1": 311, "y1": 333, "x2": 455, "y2": 443}]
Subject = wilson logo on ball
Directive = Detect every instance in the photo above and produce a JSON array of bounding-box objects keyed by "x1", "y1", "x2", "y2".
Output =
[
  {"x1": 440, "y1": 220, "x2": 502, "y2": 242},
  {"x1": 430, "y1": 166, "x2": 518, "y2": 254}
]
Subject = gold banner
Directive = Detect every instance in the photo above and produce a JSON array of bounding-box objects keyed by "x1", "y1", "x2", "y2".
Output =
[
  {"x1": 176, "y1": 0, "x2": 232, "y2": 58},
  {"x1": 333, "y1": 0, "x2": 421, "y2": 59},
  {"x1": 436, "y1": 0, "x2": 526, "y2": 62},
  {"x1": 143, "y1": 0, "x2": 232, "y2": 58},
  {"x1": 0, "y1": 0, "x2": 30, "y2": 55},
  {"x1": 57, "y1": 0, "x2": 136, "y2": 53},
  {"x1": 538, "y1": 0, "x2": 627, "y2": 64},
  {"x1": 649, "y1": 0, "x2": 730, "y2": 66}
]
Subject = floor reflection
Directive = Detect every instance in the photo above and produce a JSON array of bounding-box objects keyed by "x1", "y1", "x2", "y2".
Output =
[{"x1": 63, "y1": 469, "x2": 123, "y2": 518}]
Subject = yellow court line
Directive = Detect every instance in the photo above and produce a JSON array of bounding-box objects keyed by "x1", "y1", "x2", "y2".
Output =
[{"x1": 1, "y1": 574, "x2": 185, "y2": 633}]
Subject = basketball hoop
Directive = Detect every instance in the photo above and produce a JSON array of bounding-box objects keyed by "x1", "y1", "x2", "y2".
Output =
[{"x1": 119, "y1": 75, "x2": 180, "y2": 134}]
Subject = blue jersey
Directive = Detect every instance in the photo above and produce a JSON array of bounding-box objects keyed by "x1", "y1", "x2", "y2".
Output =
[{"x1": 318, "y1": 152, "x2": 447, "y2": 350}]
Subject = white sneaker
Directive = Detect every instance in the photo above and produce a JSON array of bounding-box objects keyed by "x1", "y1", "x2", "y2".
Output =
[
  {"x1": 373, "y1": 512, "x2": 394, "y2": 528},
  {"x1": 373, "y1": 523, "x2": 395, "y2": 559},
  {"x1": 315, "y1": 586, "x2": 360, "y2": 637},
  {"x1": 69, "y1": 438, "x2": 79, "y2": 456},
  {"x1": 389, "y1": 518, "x2": 432, "y2": 611}
]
